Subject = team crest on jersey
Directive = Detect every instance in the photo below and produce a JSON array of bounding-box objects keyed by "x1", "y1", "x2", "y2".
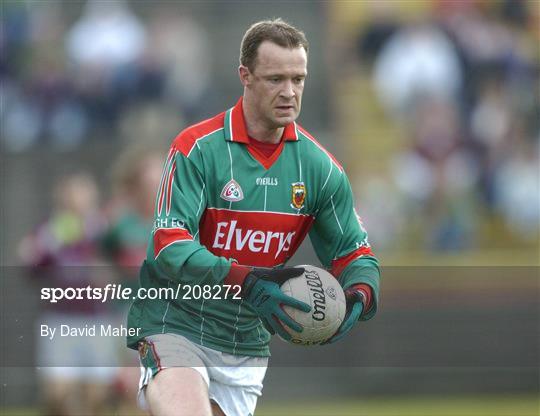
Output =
[
  {"x1": 138, "y1": 341, "x2": 148, "y2": 359},
  {"x1": 220, "y1": 179, "x2": 244, "y2": 202},
  {"x1": 291, "y1": 182, "x2": 306, "y2": 209}
]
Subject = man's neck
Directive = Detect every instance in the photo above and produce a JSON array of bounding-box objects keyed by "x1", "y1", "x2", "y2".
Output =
[{"x1": 242, "y1": 97, "x2": 283, "y2": 144}]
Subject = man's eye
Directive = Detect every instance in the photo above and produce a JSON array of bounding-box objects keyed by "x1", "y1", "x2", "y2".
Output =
[{"x1": 270, "y1": 78, "x2": 280, "y2": 83}]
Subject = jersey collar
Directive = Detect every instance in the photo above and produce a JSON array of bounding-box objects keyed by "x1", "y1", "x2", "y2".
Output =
[{"x1": 224, "y1": 97, "x2": 299, "y2": 143}]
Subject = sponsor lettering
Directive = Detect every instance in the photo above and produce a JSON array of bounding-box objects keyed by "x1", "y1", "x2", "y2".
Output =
[
  {"x1": 200, "y1": 208, "x2": 315, "y2": 267},
  {"x1": 305, "y1": 270, "x2": 326, "y2": 321},
  {"x1": 212, "y1": 220, "x2": 295, "y2": 258},
  {"x1": 152, "y1": 218, "x2": 185, "y2": 232},
  {"x1": 256, "y1": 177, "x2": 278, "y2": 186},
  {"x1": 153, "y1": 218, "x2": 168, "y2": 230}
]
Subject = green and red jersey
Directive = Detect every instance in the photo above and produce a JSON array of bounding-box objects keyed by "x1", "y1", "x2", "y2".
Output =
[{"x1": 127, "y1": 98, "x2": 380, "y2": 356}]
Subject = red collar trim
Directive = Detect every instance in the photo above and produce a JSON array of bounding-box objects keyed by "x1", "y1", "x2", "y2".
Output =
[{"x1": 226, "y1": 97, "x2": 298, "y2": 143}]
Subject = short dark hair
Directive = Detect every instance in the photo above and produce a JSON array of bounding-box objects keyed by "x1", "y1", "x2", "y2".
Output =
[{"x1": 240, "y1": 18, "x2": 309, "y2": 72}]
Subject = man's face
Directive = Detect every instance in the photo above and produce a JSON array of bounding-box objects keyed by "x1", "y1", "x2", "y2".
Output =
[{"x1": 241, "y1": 41, "x2": 307, "y2": 129}]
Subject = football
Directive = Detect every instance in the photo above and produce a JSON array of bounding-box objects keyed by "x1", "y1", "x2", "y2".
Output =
[{"x1": 280, "y1": 265, "x2": 346, "y2": 345}]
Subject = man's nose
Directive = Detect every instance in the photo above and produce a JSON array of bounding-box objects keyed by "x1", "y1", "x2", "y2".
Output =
[{"x1": 280, "y1": 80, "x2": 295, "y2": 99}]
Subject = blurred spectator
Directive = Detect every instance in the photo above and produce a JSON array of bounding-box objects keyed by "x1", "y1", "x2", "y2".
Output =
[
  {"x1": 355, "y1": 176, "x2": 404, "y2": 250},
  {"x1": 1, "y1": 3, "x2": 78, "y2": 152},
  {"x1": 470, "y1": 78, "x2": 512, "y2": 154},
  {"x1": 373, "y1": 23, "x2": 462, "y2": 119},
  {"x1": 390, "y1": 97, "x2": 480, "y2": 250},
  {"x1": 66, "y1": 1, "x2": 146, "y2": 71},
  {"x1": 66, "y1": 0, "x2": 163, "y2": 138},
  {"x1": 19, "y1": 173, "x2": 105, "y2": 267},
  {"x1": 437, "y1": 0, "x2": 538, "y2": 115},
  {"x1": 493, "y1": 134, "x2": 540, "y2": 241},
  {"x1": 146, "y1": 7, "x2": 212, "y2": 122},
  {"x1": 351, "y1": 0, "x2": 539, "y2": 251},
  {"x1": 0, "y1": 2, "x2": 31, "y2": 78},
  {"x1": 18, "y1": 173, "x2": 117, "y2": 416},
  {"x1": 356, "y1": 1, "x2": 400, "y2": 67},
  {"x1": 103, "y1": 145, "x2": 163, "y2": 270},
  {"x1": 101, "y1": 146, "x2": 164, "y2": 414},
  {"x1": 1, "y1": 83, "x2": 44, "y2": 152}
]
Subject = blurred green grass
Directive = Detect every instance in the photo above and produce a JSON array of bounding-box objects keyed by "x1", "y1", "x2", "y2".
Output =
[
  {"x1": 256, "y1": 395, "x2": 539, "y2": 416},
  {"x1": 2, "y1": 395, "x2": 538, "y2": 415}
]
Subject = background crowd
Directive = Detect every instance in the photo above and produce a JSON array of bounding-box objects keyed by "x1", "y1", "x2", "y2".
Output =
[
  {"x1": 2, "y1": 0, "x2": 538, "y2": 253},
  {"x1": 332, "y1": 0, "x2": 538, "y2": 252}
]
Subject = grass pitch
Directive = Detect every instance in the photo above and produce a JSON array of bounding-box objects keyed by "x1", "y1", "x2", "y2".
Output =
[
  {"x1": 256, "y1": 395, "x2": 539, "y2": 416},
  {"x1": 1, "y1": 394, "x2": 537, "y2": 415}
]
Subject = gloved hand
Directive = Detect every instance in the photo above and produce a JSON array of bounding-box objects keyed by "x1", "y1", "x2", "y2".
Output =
[
  {"x1": 322, "y1": 286, "x2": 366, "y2": 344},
  {"x1": 242, "y1": 267, "x2": 311, "y2": 341}
]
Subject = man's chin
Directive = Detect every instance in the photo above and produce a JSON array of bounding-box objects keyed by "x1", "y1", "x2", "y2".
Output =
[{"x1": 272, "y1": 114, "x2": 297, "y2": 127}]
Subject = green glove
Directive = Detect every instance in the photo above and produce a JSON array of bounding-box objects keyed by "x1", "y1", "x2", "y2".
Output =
[
  {"x1": 242, "y1": 267, "x2": 311, "y2": 341},
  {"x1": 322, "y1": 287, "x2": 365, "y2": 344}
]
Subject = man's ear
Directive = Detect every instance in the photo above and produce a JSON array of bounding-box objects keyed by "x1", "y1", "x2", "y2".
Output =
[{"x1": 238, "y1": 65, "x2": 251, "y2": 87}]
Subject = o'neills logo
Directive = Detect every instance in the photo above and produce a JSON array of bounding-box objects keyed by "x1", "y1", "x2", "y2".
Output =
[
  {"x1": 220, "y1": 179, "x2": 244, "y2": 202},
  {"x1": 212, "y1": 220, "x2": 295, "y2": 259},
  {"x1": 305, "y1": 270, "x2": 326, "y2": 321}
]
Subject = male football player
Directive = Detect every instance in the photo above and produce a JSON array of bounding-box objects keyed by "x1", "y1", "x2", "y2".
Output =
[{"x1": 127, "y1": 18, "x2": 380, "y2": 416}]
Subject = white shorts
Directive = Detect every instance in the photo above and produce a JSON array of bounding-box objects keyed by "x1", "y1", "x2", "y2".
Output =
[{"x1": 137, "y1": 333, "x2": 268, "y2": 416}]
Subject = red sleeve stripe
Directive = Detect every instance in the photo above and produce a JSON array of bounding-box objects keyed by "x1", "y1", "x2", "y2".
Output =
[
  {"x1": 157, "y1": 180, "x2": 166, "y2": 216},
  {"x1": 223, "y1": 263, "x2": 251, "y2": 287},
  {"x1": 153, "y1": 227, "x2": 193, "y2": 259},
  {"x1": 350, "y1": 283, "x2": 374, "y2": 311},
  {"x1": 155, "y1": 148, "x2": 175, "y2": 214},
  {"x1": 331, "y1": 246, "x2": 374, "y2": 277},
  {"x1": 158, "y1": 152, "x2": 177, "y2": 216},
  {"x1": 165, "y1": 162, "x2": 176, "y2": 216}
]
